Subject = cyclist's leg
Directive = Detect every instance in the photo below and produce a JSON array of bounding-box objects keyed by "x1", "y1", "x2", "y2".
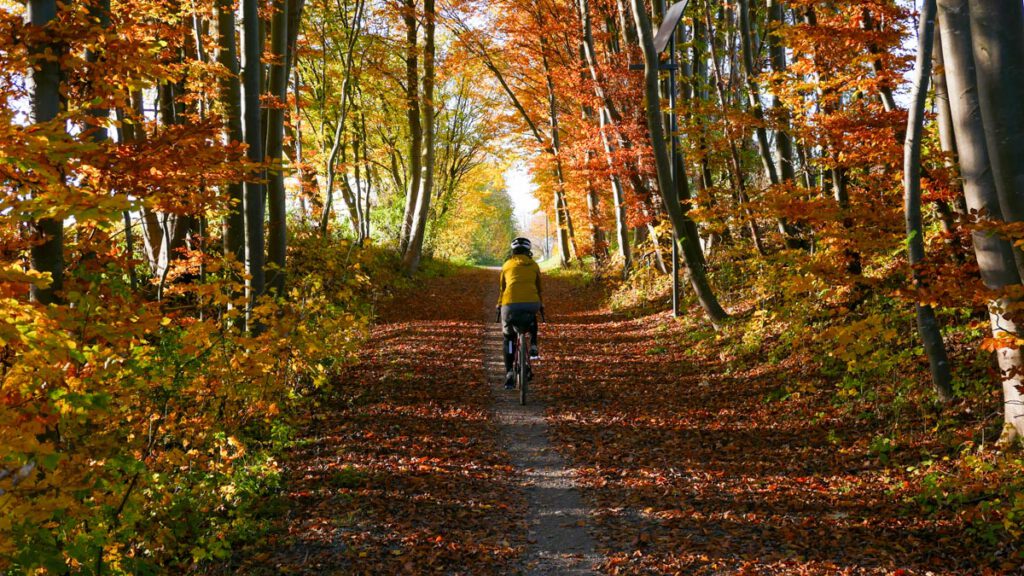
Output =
[{"x1": 500, "y1": 306, "x2": 516, "y2": 387}]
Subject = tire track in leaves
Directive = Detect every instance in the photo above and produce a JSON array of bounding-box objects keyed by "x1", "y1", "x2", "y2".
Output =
[{"x1": 483, "y1": 270, "x2": 601, "y2": 575}]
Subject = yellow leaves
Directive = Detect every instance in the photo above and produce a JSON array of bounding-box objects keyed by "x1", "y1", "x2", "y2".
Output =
[
  {"x1": 823, "y1": 314, "x2": 901, "y2": 369},
  {"x1": 0, "y1": 239, "x2": 375, "y2": 568},
  {"x1": 0, "y1": 265, "x2": 52, "y2": 289}
]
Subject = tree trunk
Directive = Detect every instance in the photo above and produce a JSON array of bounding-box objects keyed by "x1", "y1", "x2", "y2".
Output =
[
  {"x1": 399, "y1": 0, "x2": 422, "y2": 255},
  {"x1": 931, "y1": 23, "x2": 968, "y2": 257},
  {"x1": 765, "y1": 0, "x2": 807, "y2": 249},
  {"x1": 539, "y1": 31, "x2": 573, "y2": 267},
  {"x1": 737, "y1": 0, "x2": 802, "y2": 248},
  {"x1": 140, "y1": 73, "x2": 193, "y2": 286},
  {"x1": 560, "y1": 187, "x2": 579, "y2": 261},
  {"x1": 646, "y1": 222, "x2": 669, "y2": 274},
  {"x1": 737, "y1": 0, "x2": 778, "y2": 187},
  {"x1": 338, "y1": 138, "x2": 361, "y2": 233},
  {"x1": 217, "y1": 0, "x2": 245, "y2": 266},
  {"x1": 266, "y1": 0, "x2": 289, "y2": 295},
  {"x1": 585, "y1": 166, "x2": 608, "y2": 261},
  {"x1": 26, "y1": 0, "x2": 63, "y2": 304},
  {"x1": 968, "y1": 0, "x2": 1024, "y2": 277},
  {"x1": 242, "y1": 0, "x2": 265, "y2": 303},
  {"x1": 403, "y1": 0, "x2": 435, "y2": 274},
  {"x1": 631, "y1": 0, "x2": 728, "y2": 326},
  {"x1": 939, "y1": 0, "x2": 1024, "y2": 445},
  {"x1": 352, "y1": 131, "x2": 366, "y2": 244},
  {"x1": 704, "y1": 5, "x2": 765, "y2": 256},
  {"x1": 862, "y1": 8, "x2": 898, "y2": 113},
  {"x1": 580, "y1": 0, "x2": 630, "y2": 269},
  {"x1": 966, "y1": 0, "x2": 1024, "y2": 442},
  {"x1": 601, "y1": 110, "x2": 632, "y2": 271},
  {"x1": 361, "y1": 109, "x2": 373, "y2": 240},
  {"x1": 904, "y1": 0, "x2": 953, "y2": 403}
]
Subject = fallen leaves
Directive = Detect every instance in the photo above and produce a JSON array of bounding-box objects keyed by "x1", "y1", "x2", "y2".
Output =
[{"x1": 232, "y1": 269, "x2": 524, "y2": 575}]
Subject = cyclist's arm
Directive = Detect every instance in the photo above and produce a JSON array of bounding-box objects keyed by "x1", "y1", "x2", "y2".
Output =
[{"x1": 497, "y1": 267, "x2": 506, "y2": 306}]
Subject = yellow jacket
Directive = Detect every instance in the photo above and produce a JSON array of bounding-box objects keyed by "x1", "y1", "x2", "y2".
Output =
[{"x1": 498, "y1": 255, "x2": 542, "y2": 305}]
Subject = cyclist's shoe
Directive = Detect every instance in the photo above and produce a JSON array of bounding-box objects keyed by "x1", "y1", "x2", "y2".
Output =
[
  {"x1": 529, "y1": 344, "x2": 539, "y2": 359},
  {"x1": 504, "y1": 371, "x2": 515, "y2": 389}
]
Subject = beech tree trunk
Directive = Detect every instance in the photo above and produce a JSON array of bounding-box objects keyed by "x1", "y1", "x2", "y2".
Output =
[
  {"x1": 361, "y1": 109, "x2": 373, "y2": 240},
  {"x1": 931, "y1": 24, "x2": 967, "y2": 253},
  {"x1": 704, "y1": 5, "x2": 765, "y2": 256},
  {"x1": 966, "y1": 0, "x2": 1024, "y2": 442},
  {"x1": 27, "y1": 0, "x2": 63, "y2": 304},
  {"x1": 968, "y1": 0, "x2": 1024, "y2": 275},
  {"x1": 403, "y1": 0, "x2": 435, "y2": 274},
  {"x1": 903, "y1": 0, "x2": 953, "y2": 403},
  {"x1": 737, "y1": 0, "x2": 802, "y2": 248},
  {"x1": 939, "y1": 0, "x2": 1024, "y2": 445},
  {"x1": 631, "y1": 0, "x2": 728, "y2": 326},
  {"x1": 737, "y1": 0, "x2": 778, "y2": 187},
  {"x1": 585, "y1": 168, "x2": 608, "y2": 261},
  {"x1": 862, "y1": 8, "x2": 898, "y2": 113}
]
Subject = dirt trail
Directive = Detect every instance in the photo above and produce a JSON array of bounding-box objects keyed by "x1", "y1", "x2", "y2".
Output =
[
  {"x1": 239, "y1": 269, "x2": 520, "y2": 574},
  {"x1": 484, "y1": 279, "x2": 600, "y2": 575},
  {"x1": 237, "y1": 268, "x2": 600, "y2": 575},
  {"x1": 236, "y1": 266, "x2": 1007, "y2": 575}
]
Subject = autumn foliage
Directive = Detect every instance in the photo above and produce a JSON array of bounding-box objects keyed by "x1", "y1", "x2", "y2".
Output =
[{"x1": 5, "y1": 0, "x2": 1024, "y2": 572}]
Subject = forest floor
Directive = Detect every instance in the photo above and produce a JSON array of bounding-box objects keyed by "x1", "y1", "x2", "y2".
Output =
[{"x1": 233, "y1": 267, "x2": 1006, "y2": 575}]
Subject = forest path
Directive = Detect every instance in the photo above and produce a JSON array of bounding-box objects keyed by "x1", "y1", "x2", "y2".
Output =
[
  {"x1": 230, "y1": 265, "x2": 989, "y2": 575},
  {"x1": 235, "y1": 267, "x2": 601, "y2": 575},
  {"x1": 483, "y1": 279, "x2": 600, "y2": 575}
]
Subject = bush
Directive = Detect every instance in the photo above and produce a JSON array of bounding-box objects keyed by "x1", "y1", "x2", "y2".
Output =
[{"x1": 0, "y1": 226, "x2": 382, "y2": 573}]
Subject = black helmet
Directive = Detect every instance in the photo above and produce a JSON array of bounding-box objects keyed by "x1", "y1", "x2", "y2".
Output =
[{"x1": 511, "y1": 237, "x2": 532, "y2": 250}]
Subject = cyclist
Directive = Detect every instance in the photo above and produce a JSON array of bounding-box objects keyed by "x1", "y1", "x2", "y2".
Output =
[{"x1": 497, "y1": 237, "x2": 544, "y2": 389}]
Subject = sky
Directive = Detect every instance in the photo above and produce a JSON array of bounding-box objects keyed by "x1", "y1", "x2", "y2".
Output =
[{"x1": 503, "y1": 161, "x2": 539, "y2": 230}]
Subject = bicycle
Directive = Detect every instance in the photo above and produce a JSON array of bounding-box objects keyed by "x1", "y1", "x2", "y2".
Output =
[{"x1": 496, "y1": 307, "x2": 544, "y2": 405}]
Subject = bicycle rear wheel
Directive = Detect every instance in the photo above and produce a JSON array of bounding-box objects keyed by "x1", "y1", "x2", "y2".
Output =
[{"x1": 518, "y1": 332, "x2": 528, "y2": 405}]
